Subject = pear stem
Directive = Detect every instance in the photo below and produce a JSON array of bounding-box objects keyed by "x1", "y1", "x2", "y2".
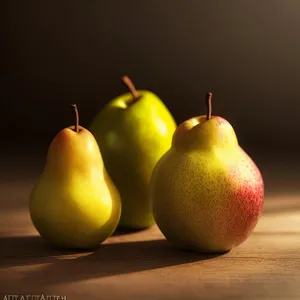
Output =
[
  {"x1": 122, "y1": 75, "x2": 140, "y2": 103},
  {"x1": 206, "y1": 92, "x2": 212, "y2": 120},
  {"x1": 71, "y1": 104, "x2": 79, "y2": 133}
]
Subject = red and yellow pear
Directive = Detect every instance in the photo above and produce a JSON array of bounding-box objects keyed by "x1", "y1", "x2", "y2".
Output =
[{"x1": 150, "y1": 93, "x2": 264, "y2": 253}]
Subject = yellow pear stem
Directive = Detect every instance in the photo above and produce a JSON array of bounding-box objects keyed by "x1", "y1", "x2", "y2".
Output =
[
  {"x1": 122, "y1": 75, "x2": 140, "y2": 104},
  {"x1": 71, "y1": 104, "x2": 79, "y2": 133},
  {"x1": 206, "y1": 92, "x2": 212, "y2": 120}
]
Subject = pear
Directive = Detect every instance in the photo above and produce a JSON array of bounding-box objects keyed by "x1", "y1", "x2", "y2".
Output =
[
  {"x1": 29, "y1": 105, "x2": 121, "y2": 249},
  {"x1": 90, "y1": 76, "x2": 176, "y2": 229},
  {"x1": 149, "y1": 93, "x2": 264, "y2": 253}
]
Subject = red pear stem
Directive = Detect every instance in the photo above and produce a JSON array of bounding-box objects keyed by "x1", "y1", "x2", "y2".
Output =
[
  {"x1": 71, "y1": 104, "x2": 79, "y2": 133},
  {"x1": 206, "y1": 92, "x2": 212, "y2": 120},
  {"x1": 122, "y1": 75, "x2": 140, "y2": 101}
]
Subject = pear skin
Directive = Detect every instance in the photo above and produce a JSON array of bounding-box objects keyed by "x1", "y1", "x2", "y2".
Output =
[
  {"x1": 150, "y1": 93, "x2": 264, "y2": 253},
  {"x1": 30, "y1": 105, "x2": 121, "y2": 249},
  {"x1": 90, "y1": 76, "x2": 176, "y2": 229}
]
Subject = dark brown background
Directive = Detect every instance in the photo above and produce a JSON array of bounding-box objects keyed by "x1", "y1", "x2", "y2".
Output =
[{"x1": 2, "y1": 0, "x2": 300, "y2": 159}]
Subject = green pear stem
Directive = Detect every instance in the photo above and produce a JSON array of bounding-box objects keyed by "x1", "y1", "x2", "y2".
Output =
[
  {"x1": 122, "y1": 75, "x2": 140, "y2": 104},
  {"x1": 71, "y1": 104, "x2": 79, "y2": 133},
  {"x1": 206, "y1": 92, "x2": 212, "y2": 120}
]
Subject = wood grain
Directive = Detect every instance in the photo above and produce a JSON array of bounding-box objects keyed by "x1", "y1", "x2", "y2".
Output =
[{"x1": 0, "y1": 176, "x2": 300, "y2": 300}]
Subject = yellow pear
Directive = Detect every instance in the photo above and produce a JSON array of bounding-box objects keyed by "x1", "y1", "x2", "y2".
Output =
[{"x1": 29, "y1": 105, "x2": 121, "y2": 249}]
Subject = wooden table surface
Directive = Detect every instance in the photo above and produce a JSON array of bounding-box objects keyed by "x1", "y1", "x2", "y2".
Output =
[{"x1": 0, "y1": 157, "x2": 300, "y2": 300}]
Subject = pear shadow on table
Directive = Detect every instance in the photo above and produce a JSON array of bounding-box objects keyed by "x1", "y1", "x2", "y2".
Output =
[
  {"x1": 113, "y1": 226, "x2": 152, "y2": 236},
  {"x1": 0, "y1": 236, "x2": 91, "y2": 263},
  {"x1": 0, "y1": 235, "x2": 225, "y2": 284}
]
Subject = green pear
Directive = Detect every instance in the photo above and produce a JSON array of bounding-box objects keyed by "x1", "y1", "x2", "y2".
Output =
[
  {"x1": 29, "y1": 105, "x2": 121, "y2": 249},
  {"x1": 150, "y1": 93, "x2": 264, "y2": 253},
  {"x1": 90, "y1": 76, "x2": 176, "y2": 229}
]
